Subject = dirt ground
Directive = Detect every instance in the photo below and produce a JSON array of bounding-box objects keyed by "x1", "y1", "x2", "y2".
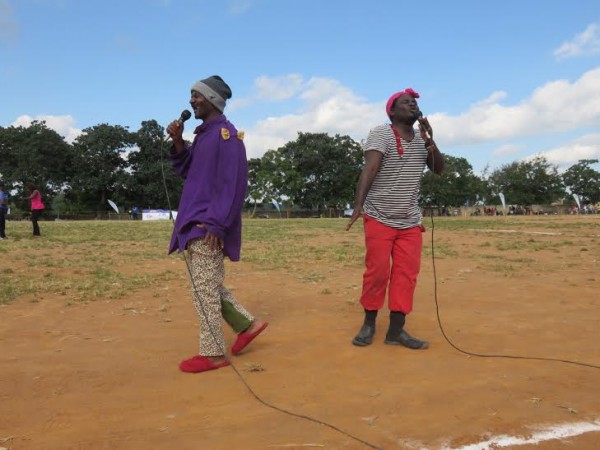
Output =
[{"x1": 1, "y1": 216, "x2": 599, "y2": 449}]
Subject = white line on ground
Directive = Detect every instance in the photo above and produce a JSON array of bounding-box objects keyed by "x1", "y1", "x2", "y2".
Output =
[{"x1": 441, "y1": 420, "x2": 600, "y2": 450}]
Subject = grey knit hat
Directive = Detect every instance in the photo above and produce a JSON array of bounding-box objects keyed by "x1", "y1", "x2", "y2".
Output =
[{"x1": 191, "y1": 75, "x2": 232, "y2": 112}]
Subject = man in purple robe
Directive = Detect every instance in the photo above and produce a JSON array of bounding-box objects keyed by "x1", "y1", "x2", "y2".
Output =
[{"x1": 167, "y1": 75, "x2": 268, "y2": 373}]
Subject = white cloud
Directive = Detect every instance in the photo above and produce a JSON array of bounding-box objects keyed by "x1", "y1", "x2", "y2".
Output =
[
  {"x1": 432, "y1": 67, "x2": 600, "y2": 146},
  {"x1": 474, "y1": 91, "x2": 508, "y2": 107},
  {"x1": 493, "y1": 144, "x2": 521, "y2": 157},
  {"x1": 11, "y1": 114, "x2": 82, "y2": 143},
  {"x1": 228, "y1": 74, "x2": 304, "y2": 111},
  {"x1": 242, "y1": 76, "x2": 381, "y2": 158},
  {"x1": 256, "y1": 74, "x2": 304, "y2": 100},
  {"x1": 526, "y1": 133, "x2": 600, "y2": 169},
  {"x1": 554, "y1": 23, "x2": 600, "y2": 60},
  {"x1": 10, "y1": 68, "x2": 598, "y2": 172},
  {"x1": 239, "y1": 68, "x2": 600, "y2": 160},
  {"x1": 0, "y1": 0, "x2": 19, "y2": 46}
]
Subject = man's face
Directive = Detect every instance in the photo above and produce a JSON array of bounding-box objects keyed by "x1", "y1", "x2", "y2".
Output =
[
  {"x1": 190, "y1": 91, "x2": 212, "y2": 119},
  {"x1": 391, "y1": 94, "x2": 420, "y2": 123}
]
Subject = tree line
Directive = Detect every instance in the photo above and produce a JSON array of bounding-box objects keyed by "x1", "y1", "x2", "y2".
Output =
[{"x1": 0, "y1": 120, "x2": 598, "y2": 216}]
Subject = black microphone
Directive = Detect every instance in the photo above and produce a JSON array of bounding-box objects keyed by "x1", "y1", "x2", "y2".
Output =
[
  {"x1": 166, "y1": 109, "x2": 192, "y2": 141},
  {"x1": 417, "y1": 111, "x2": 432, "y2": 141},
  {"x1": 178, "y1": 109, "x2": 192, "y2": 123}
]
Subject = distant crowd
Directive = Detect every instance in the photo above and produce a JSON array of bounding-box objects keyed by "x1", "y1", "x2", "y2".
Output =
[{"x1": 570, "y1": 204, "x2": 598, "y2": 214}]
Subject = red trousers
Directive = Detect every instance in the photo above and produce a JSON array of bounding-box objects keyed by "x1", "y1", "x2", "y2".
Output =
[{"x1": 360, "y1": 215, "x2": 424, "y2": 313}]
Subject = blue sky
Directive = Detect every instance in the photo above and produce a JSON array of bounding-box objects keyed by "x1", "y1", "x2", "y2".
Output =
[{"x1": 1, "y1": 0, "x2": 599, "y2": 174}]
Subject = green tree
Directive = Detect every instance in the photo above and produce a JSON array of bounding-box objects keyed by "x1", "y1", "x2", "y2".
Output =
[
  {"x1": 420, "y1": 155, "x2": 487, "y2": 207},
  {"x1": 128, "y1": 120, "x2": 184, "y2": 211},
  {"x1": 246, "y1": 158, "x2": 268, "y2": 217},
  {"x1": 51, "y1": 192, "x2": 68, "y2": 218},
  {"x1": 562, "y1": 159, "x2": 600, "y2": 204},
  {"x1": 246, "y1": 149, "x2": 305, "y2": 216},
  {"x1": 487, "y1": 156, "x2": 565, "y2": 206},
  {"x1": 0, "y1": 121, "x2": 73, "y2": 208},
  {"x1": 275, "y1": 132, "x2": 363, "y2": 212},
  {"x1": 71, "y1": 124, "x2": 134, "y2": 212}
]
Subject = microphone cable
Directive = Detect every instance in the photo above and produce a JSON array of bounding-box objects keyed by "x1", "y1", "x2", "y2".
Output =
[
  {"x1": 425, "y1": 143, "x2": 599, "y2": 370},
  {"x1": 159, "y1": 132, "x2": 382, "y2": 450}
]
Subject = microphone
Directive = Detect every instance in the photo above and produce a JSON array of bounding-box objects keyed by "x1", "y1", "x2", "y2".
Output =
[
  {"x1": 166, "y1": 109, "x2": 192, "y2": 141},
  {"x1": 178, "y1": 109, "x2": 192, "y2": 124},
  {"x1": 417, "y1": 111, "x2": 432, "y2": 141}
]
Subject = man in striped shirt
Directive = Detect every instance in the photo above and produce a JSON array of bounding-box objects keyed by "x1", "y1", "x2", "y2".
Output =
[{"x1": 346, "y1": 88, "x2": 444, "y2": 349}]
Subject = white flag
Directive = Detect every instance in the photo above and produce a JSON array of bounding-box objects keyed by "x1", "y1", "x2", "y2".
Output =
[
  {"x1": 572, "y1": 193, "x2": 581, "y2": 209},
  {"x1": 498, "y1": 193, "x2": 506, "y2": 209},
  {"x1": 107, "y1": 199, "x2": 119, "y2": 213},
  {"x1": 271, "y1": 199, "x2": 280, "y2": 212}
]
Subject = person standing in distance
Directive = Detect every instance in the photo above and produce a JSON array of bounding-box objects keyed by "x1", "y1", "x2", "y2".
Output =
[
  {"x1": 0, "y1": 181, "x2": 9, "y2": 240},
  {"x1": 166, "y1": 75, "x2": 268, "y2": 373},
  {"x1": 24, "y1": 184, "x2": 45, "y2": 237},
  {"x1": 346, "y1": 88, "x2": 444, "y2": 350}
]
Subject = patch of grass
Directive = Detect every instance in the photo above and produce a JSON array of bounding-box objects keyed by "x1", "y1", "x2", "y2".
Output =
[
  {"x1": 0, "y1": 220, "x2": 183, "y2": 305},
  {"x1": 422, "y1": 241, "x2": 458, "y2": 257},
  {"x1": 426, "y1": 216, "x2": 600, "y2": 233},
  {"x1": 485, "y1": 263, "x2": 517, "y2": 274},
  {"x1": 0, "y1": 274, "x2": 23, "y2": 305},
  {"x1": 495, "y1": 241, "x2": 524, "y2": 251},
  {"x1": 297, "y1": 272, "x2": 326, "y2": 283},
  {"x1": 491, "y1": 237, "x2": 578, "y2": 252},
  {"x1": 2, "y1": 216, "x2": 598, "y2": 305},
  {"x1": 242, "y1": 219, "x2": 364, "y2": 271},
  {"x1": 474, "y1": 254, "x2": 535, "y2": 264}
]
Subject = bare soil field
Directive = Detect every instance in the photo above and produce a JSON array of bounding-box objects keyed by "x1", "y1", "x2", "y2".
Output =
[{"x1": 1, "y1": 216, "x2": 599, "y2": 449}]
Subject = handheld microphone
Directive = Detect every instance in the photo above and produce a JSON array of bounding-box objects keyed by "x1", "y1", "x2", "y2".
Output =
[
  {"x1": 166, "y1": 109, "x2": 192, "y2": 141},
  {"x1": 417, "y1": 111, "x2": 432, "y2": 141},
  {"x1": 178, "y1": 109, "x2": 192, "y2": 124}
]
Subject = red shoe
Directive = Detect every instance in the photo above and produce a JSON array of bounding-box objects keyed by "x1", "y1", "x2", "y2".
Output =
[
  {"x1": 179, "y1": 355, "x2": 230, "y2": 373},
  {"x1": 231, "y1": 322, "x2": 269, "y2": 355}
]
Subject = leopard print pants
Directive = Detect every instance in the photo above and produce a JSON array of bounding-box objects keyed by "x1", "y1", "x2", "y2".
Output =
[{"x1": 187, "y1": 239, "x2": 254, "y2": 356}]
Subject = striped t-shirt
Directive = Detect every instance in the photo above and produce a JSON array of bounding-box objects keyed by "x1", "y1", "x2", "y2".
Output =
[{"x1": 363, "y1": 124, "x2": 428, "y2": 229}]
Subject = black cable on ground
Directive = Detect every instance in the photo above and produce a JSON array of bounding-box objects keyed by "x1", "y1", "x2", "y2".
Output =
[{"x1": 428, "y1": 211, "x2": 599, "y2": 370}]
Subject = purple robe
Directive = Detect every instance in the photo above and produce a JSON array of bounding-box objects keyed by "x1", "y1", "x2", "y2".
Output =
[{"x1": 168, "y1": 114, "x2": 248, "y2": 261}]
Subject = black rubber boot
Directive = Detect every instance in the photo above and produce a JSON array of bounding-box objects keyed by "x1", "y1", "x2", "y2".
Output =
[
  {"x1": 384, "y1": 311, "x2": 429, "y2": 350},
  {"x1": 352, "y1": 309, "x2": 377, "y2": 346}
]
